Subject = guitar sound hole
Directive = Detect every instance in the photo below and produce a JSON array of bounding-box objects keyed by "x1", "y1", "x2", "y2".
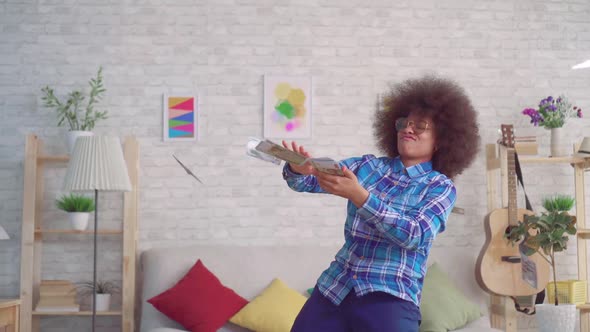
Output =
[{"x1": 504, "y1": 225, "x2": 517, "y2": 236}]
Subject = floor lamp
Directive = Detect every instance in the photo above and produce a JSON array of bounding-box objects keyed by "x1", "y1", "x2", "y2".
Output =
[{"x1": 63, "y1": 136, "x2": 131, "y2": 332}]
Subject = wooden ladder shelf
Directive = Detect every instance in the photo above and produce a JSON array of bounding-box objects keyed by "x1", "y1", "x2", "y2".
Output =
[
  {"x1": 19, "y1": 134, "x2": 139, "y2": 332},
  {"x1": 485, "y1": 143, "x2": 590, "y2": 332}
]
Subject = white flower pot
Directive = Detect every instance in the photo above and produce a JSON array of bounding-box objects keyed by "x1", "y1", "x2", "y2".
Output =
[
  {"x1": 66, "y1": 131, "x2": 94, "y2": 154},
  {"x1": 95, "y1": 293, "x2": 111, "y2": 311},
  {"x1": 550, "y1": 127, "x2": 568, "y2": 157},
  {"x1": 535, "y1": 303, "x2": 576, "y2": 332},
  {"x1": 68, "y1": 212, "x2": 89, "y2": 231}
]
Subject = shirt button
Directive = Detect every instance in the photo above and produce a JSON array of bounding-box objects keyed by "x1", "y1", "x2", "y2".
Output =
[
  {"x1": 379, "y1": 192, "x2": 386, "y2": 199},
  {"x1": 360, "y1": 256, "x2": 364, "y2": 260},
  {"x1": 353, "y1": 275, "x2": 358, "y2": 280}
]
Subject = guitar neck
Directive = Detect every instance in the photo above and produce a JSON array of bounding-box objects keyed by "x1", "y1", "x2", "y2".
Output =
[{"x1": 507, "y1": 148, "x2": 518, "y2": 226}]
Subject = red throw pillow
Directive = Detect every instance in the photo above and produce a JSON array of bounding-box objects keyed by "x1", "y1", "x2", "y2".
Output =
[{"x1": 148, "y1": 260, "x2": 248, "y2": 332}]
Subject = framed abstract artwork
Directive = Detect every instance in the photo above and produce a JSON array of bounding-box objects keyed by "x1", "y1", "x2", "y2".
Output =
[
  {"x1": 263, "y1": 75, "x2": 312, "y2": 139},
  {"x1": 163, "y1": 95, "x2": 198, "y2": 141}
]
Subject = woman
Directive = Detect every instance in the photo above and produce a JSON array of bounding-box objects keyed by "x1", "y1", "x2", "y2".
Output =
[{"x1": 282, "y1": 75, "x2": 480, "y2": 332}]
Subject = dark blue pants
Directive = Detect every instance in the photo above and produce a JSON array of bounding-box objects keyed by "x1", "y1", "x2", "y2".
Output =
[{"x1": 291, "y1": 287, "x2": 421, "y2": 332}]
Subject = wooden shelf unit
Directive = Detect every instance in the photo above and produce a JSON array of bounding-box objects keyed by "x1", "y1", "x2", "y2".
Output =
[
  {"x1": 485, "y1": 144, "x2": 590, "y2": 331},
  {"x1": 19, "y1": 135, "x2": 139, "y2": 332}
]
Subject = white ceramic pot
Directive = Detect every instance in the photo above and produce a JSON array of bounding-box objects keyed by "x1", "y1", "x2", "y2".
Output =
[
  {"x1": 550, "y1": 127, "x2": 568, "y2": 157},
  {"x1": 535, "y1": 303, "x2": 576, "y2": 332},
  {"x1": 95, "y1": 293, "x2": 111, "y2": 311},
  {"x1": 66, "y1": 131, "x2": 94, "y2": 154},
  {"x1": 68, "y1": 212, "x2": 89, "y2": 231}
]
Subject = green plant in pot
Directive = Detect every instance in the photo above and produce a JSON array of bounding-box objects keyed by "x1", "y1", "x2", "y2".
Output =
[
  {"x1": 41, "y1": 67, "x2": 108, "y2": 153},
  {"x1": 506, "y1": 195, "x2": 577, "y2": 332},
  {"x1": 56, "y1": 194, "x2": 95, "y2": 231},
  {"x1": 76, "y1": 280, "x2": 120, "y2": 311}
]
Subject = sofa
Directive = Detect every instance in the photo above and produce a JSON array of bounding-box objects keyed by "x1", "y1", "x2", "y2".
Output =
[{"x1": 139, "y1": 245, "x2": 501, "y2": 332}]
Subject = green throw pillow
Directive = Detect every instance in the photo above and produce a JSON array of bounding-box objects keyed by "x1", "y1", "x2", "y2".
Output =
[
  {"x1": 306, "y1": 288, "x2": 314, "y2": 296},
  {"x1": 419, "y1": 263, "x2": 482, "y2": 332}
]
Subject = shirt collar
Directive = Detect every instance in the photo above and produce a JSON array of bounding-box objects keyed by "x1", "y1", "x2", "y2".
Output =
[{"x1": 392, "y1": 156, "x2": 433, "y2": 178}]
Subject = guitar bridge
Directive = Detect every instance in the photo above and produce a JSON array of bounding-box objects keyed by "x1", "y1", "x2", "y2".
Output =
[{"x1": 501, "y1": 256, "x2": 521, "y2": 263}]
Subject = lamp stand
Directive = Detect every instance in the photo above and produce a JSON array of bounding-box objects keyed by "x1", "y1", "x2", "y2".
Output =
[{"x1": 92, "y1": 189, "x2": 98, "y2": 332}]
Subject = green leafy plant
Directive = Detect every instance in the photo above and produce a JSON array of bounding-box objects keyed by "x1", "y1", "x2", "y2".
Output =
[
  {"x1": 506, "y1": 195, "x2": 577, "y2": 305},
  {"x1": 56, "y1": 194, "x2": 95, "y2": 213},
  {"x1": 76, "y1": 280, "x2": 120, "y2": 295},
  {"x1": 41, "y1": 67, "x2": 108, "y2": 131}
]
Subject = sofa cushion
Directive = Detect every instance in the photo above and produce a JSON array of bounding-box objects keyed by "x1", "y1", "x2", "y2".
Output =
[
  {"x1": 230, "y1": 278, "x2": 307, "y2": 332},
  {"x1": 147, "y1": 259, "x2": 248, "y2": 332},
  {"x1": 419, "y1": 263, "x2": 482, "y2": 332}
]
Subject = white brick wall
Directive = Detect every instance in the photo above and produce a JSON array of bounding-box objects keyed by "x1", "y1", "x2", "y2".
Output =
[{"x1": 1, "y1": 0, "x2": 590, "y2": 331}]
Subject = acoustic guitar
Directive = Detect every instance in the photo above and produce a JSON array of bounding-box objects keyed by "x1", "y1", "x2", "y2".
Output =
[{"x1": 475, "y1": 125, "x2": 550, "y2": 296}]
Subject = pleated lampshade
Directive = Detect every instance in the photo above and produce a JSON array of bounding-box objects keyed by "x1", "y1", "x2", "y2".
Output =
[
  {"x1": 63, "y1": 136, "x2": 132, "y2": 192},
  {"x1": 0, "y1": 225, "x2": 9, "y2": 240}
]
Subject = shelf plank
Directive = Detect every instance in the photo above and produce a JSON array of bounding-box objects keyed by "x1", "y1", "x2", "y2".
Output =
[
  {"x1": 34, "y1": 229, "x2": 122, "y2": 235},
  {"x1": 0, "y1": 299, "x2": 20, "y2": 309},
  {"x1": 578, "y1": 304, "x2": 590, "y2": 311},
  {"x1": 32, "y1": 310, "x2": 121, "y2": 316},
  {"x1": 38, "y1": 155, "x2": 69, "y2": 163},
  {"x1": 519, "y1": 156, "x2": 587, "y2": 164},
  {"x1": 577, "y1": 229, "x2": 590, "y2": 238}
]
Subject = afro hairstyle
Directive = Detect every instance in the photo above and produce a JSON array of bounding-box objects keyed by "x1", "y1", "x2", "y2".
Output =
[{"x1": 373, "y1": 75, "x2": 480, "y2": 179}]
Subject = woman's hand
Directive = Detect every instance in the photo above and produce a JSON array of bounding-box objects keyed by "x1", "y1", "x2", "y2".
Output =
[
  {"x1": 314, "y1": 166, "x2": 369, "y2": 208},
  {"x1": 282, "y1": 140, "x2": 314, "y2": 175}
]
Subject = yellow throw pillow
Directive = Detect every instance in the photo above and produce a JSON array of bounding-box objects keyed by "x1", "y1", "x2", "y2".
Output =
[{"x1": 230, "y1": 278, "x2": 307, "y2": 332}]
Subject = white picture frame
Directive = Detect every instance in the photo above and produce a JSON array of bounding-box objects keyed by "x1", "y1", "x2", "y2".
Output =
[
  {"x1": 263, "y1": 75, "x2": 312, "y2": 139},
  {"x1": 163, "y1": 94, "x2": 198, "y2": 142}
]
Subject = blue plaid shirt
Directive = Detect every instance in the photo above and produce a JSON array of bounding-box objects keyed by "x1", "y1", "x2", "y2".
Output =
[{"x1": 283, "y1": 154, "x2": 456, "y2": 306}]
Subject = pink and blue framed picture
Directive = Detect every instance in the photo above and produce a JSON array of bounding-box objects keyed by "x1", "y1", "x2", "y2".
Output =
[{"x1": 163, "y1": 95, "x2": 198, "y2": 141}]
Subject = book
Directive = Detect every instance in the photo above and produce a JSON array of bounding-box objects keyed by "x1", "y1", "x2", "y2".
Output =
[
  {"x1": 35, "y1": 304, "x2": 80, "y2": 312},
  {"x1": 39, "y1": 280, "x2": 76, "y2": 296},
  {"x1": 515, "y1": 136, "x2": 537, "y2": 143},
  {"x1": 250, "y1": 138, "x2": 344, "y2": 176},
  {"x1": 514, "y1": 142, "x2": 538, "y2": 155},
  {"x1": 35, "y1": 296, "x2": 79, "y2": 312},
  {"x1": 36, "y1": 280, "x2": 79, "y2": 312},
  {"x1": 36, "y1": 297, "x2": 77, "y2": 306}
]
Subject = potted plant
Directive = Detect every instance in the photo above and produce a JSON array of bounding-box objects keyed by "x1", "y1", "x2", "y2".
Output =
[
  {"x1": 77, "y1": 280, "x2": 120, "y2": 311},
  {"x1": 506, "y1": 194, "x2": 577, "y2": 332},
  {"x1": 522, "y1": 95, "x2": 583, "y2": 157},
  {"x1": 56, "y1": 194, "x2": 95, "y2": 231},
  {"x1": 41, "y1": 67, "x2": 108, "y2": 153}
]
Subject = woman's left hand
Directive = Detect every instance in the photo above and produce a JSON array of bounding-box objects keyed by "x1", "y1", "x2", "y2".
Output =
[{"x1": 314, "y1": 166, "x2": 369, "y2": 208}]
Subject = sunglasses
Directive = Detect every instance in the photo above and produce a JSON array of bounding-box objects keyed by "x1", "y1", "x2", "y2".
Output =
[{"x1": 395, "y1": 117, "x2": 431, "y2": 135}]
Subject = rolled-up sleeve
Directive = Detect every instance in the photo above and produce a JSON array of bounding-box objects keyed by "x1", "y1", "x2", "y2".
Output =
[
  {"x1": 282, "y1": 155, "x2": 370, "y2": 194},
  {"x1": 282, "y1": 163, "x2": 326, "y2": 193}
]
